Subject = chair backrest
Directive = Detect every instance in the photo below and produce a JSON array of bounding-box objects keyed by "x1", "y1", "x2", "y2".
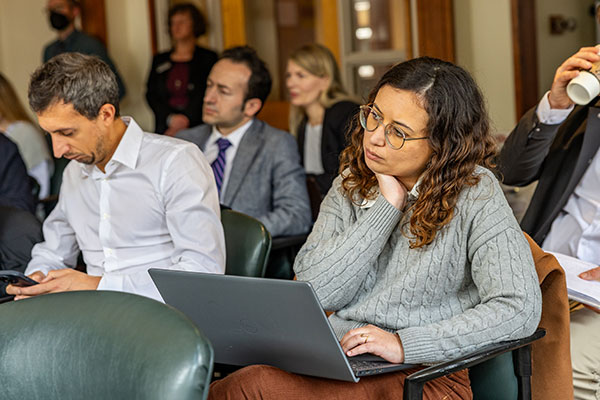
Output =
[
  {"x1": 469, "y1": 352, "x2": 518, "y2": 399},
  {"x1": 306, "y1": 176, "x2": 324, "y2": 222},
  {"x1": 0, "y1": 291, "x2": 213, "y2": 400},
  {"x1": 50, "y1": 158, "x2": 69, "y2": 198},
  {"x1": 221, "y1": 209, "x2": 272, "y2": 277}
]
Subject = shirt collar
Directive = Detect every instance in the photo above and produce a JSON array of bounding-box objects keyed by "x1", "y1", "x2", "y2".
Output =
[
  {"x1": 407, "y1": 176, "x2": 422, "y2": 200},
  {"x1": 111, "y1": 117, "x2": 143, "y2": 170},
  {"x1": 208, "y1": 119, "x2": 254, "y2": 148},
  {"x1": 81, "y1": 116, "x2": 143, "y2": 178}
]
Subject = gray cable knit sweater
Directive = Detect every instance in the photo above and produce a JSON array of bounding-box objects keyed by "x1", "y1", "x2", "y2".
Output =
[{"x1": 294, "y1": 167, "x2": 542, "y2": 365}]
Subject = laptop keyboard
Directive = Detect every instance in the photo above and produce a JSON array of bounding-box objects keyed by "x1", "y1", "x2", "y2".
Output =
[{"x1": 348, "y1": 358, "x2": 395, "y2": 373}]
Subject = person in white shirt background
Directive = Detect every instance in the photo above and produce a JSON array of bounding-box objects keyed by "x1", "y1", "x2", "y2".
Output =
[
  {"x1": 498, "y1": 45, "x2": 600, "y2": 400},
  {"x1": 6, "y1": 52, "x2": 225, "y2": 302},
  {"x1": 0, "y1": 73, "x2": 53, "y2": 200}
]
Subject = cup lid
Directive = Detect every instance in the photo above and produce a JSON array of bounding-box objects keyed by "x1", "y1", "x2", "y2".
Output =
[{"x1": 567, "y1": 71, "x2": 600, "y2": 105}]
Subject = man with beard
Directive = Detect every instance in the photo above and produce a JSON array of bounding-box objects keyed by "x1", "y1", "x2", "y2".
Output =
[
  {"x1": 6, "y1": 53, "x2": 225, "y2": 301},
  {"x1": 43, "y1": 0, "x2": 126, "y2": 98}
]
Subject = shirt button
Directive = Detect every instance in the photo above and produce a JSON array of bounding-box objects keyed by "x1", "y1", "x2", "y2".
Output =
[
  {"x1": 105, "y1": 248, "x2": 113, "y2": 255},
  {"x1": 102, "y1": 213, "x2": 109, "y2": 220}
]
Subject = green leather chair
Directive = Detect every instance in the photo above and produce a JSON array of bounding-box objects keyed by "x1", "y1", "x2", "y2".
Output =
[
  {"x1": 0, "y1": 291, "x2": 214, "y2": 400},
  {"x1": 403, "y1": 329, "x2": 545, "y2": 399},
  {"x1": 221, "y1": 209, "x2": 272, "y2": 277}
]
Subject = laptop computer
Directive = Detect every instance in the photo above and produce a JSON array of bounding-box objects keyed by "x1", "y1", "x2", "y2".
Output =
[{"x1": 149, "y1": 269, "x2": 417, "y2": 382}]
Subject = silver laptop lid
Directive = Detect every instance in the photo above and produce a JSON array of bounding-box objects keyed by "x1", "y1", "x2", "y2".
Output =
[{"x1": 149, "y1": 269, "x2": 358, "y2": 382}]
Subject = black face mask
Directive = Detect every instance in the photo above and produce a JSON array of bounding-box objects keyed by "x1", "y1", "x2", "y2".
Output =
[{"x1": 49, "y1": 11, "x2": 71, "y2": 31}]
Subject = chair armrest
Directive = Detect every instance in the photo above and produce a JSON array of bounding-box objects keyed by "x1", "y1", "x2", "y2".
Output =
[{"x1": 403, "y1": 328, "x2": 546, "y2": 399}]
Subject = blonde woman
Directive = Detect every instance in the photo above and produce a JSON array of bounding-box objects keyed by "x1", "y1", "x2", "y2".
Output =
[
  {"x1": 0, "y1": 73, "x2": 52, "y2": 198},
  {"x1": 286, "y1": 44, "x2": 359, "y2": 197}
]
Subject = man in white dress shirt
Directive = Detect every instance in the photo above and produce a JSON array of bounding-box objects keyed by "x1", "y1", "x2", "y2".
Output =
[
  {"x1": 498, "y1": 46, "x2": 600, "y2": 399},
  {"x1": 6, "y1": 52, "x2": 225, "y2": 301}
]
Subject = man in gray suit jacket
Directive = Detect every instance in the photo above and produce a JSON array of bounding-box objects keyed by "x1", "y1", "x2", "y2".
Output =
[{"x1": 176, "y1": 46, "x2": 311, "y2": 237}]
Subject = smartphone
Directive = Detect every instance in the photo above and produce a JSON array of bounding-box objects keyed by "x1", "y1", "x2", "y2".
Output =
[{"x1": 0, "y1": 271, "x2": 39, "y2": 287}]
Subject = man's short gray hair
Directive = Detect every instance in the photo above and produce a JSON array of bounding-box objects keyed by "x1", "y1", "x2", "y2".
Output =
[{"x1": 28, "y1": 52, "x2": 120, "y2": 120}]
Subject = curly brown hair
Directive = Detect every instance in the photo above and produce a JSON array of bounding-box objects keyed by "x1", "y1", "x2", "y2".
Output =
[{"x1": 340, "y1": 57, "x2": 497, "y2": 248}]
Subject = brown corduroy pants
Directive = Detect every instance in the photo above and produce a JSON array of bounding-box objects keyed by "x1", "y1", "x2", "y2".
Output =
[{"x1": 208, "y1": 365, "x2": 472, "y2": 400}]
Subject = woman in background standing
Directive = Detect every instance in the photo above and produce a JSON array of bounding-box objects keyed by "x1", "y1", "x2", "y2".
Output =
[
  {"x1": 0, "y1": 73, "x2": 52, "y2": 199},
  {"x1": 146, "y1": 3, "x2": 217, "y2": 136},
  {"x1": 286, "y1": 44, "x2": 359, "y2": 198}
]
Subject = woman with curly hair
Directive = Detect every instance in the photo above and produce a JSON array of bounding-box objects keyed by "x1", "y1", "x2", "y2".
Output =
[{"x1": 209, "y1": 57, "x2": 542, "y2": 399}]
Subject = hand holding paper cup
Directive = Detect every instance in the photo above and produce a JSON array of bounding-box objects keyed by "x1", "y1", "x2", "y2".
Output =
[{"x1": 566, "y1": 46, "x2": 600, "y2": 105}]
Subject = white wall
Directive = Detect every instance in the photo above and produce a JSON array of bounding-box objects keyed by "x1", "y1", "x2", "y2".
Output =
[
  {"x1": 0, "y1": 0, "x2": 154, "y2": 131},
  {"x1": 105, "y1": 0, "x2": 153, "y2": 131},
  {"x1": 453, "y1": 0, "x2": 517, "y2": 135},
  {"x1": 535, "y1": 0, "x2": 596, "y2": 97},
  {"x1": 0, "y1": 0, "x2": 54, "y2": 119}
]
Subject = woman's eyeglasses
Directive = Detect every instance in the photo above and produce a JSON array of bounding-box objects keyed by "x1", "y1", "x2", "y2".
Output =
[{"x1": 359, "y1": 104, "x2": 429, "y2": 150}]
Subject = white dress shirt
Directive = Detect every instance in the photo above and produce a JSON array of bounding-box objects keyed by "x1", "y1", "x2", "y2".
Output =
[
  {"x1": 303, "y1": 123, "x2": 325, "y2": 175},
  {"x1": 537, "y1": 92, "x2": 600, "y2": 264},
  {"x1": 203, "y1": 119, "x2": 253, "y2": 195},
  {"x1": 26, "y1": 117, "x2": 225, "y2": 301}
]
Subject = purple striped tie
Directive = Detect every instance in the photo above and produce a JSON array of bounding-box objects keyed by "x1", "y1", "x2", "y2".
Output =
[{"x1": 211, "y1": 138, "x2": 232, "y2": 195}]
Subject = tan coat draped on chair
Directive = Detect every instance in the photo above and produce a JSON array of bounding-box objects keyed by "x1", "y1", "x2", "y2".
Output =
[{"x1": 525, "y1": 233, "x2": 574, "y2": 400}]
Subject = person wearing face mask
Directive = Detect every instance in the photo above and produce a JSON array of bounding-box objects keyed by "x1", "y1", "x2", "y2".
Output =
[
  {"x1": 286, "y1": 44, "x2": 359, "y2": 198},
  {"x1": 43, "y1": 0, "x2": 126, "y2": 99}
]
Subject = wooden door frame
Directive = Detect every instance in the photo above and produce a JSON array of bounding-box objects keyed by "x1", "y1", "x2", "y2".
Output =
[
  {"x1": 80, "y1": 0, "x2": 107, "y2": 46},
  {"x1": 511, "y1": 0, "x2": 538, "y2": 119},
  {"x1": 415, "y1": 0, "x2": 455, "y2": 62}
]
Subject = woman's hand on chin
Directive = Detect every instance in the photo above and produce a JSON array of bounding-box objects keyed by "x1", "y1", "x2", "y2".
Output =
[
  {"x1": 375, "y1": 173, "x2": 407, "y2": 210},
  {"x1": 340, "y1": 324, "x2": 405, "y2": 364}
]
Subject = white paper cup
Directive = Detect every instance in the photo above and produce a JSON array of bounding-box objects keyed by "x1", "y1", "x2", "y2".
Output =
[{"x1": 567, "y1": 71, "x2": 600, "y2": 105}]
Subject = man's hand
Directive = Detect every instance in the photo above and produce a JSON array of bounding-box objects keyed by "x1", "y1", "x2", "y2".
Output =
[
  {"x1": 341, "y1": 324, "x2": 405, "y2": 364},
  {"x1": 548, "y1": 46, "x2": 600, "y2": 109},
  {"x1": 579, "y1": 266, "x2": 600, "y2": 313},
  {"x1": 6, "y1": 269, "x2": 101, "y2": 300},
  {"x1": 375, "y1": 173, "x2": 408, "y2": 210}
]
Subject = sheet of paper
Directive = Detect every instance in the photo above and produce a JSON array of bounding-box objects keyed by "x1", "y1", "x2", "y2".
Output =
[{"x1": 547, "y1": 251, "x2": 600, "y2": 307}]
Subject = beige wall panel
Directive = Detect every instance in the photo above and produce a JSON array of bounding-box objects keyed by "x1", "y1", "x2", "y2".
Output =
[{"x1": 454, "y1": 0, "x2": 516, "y2": 135}]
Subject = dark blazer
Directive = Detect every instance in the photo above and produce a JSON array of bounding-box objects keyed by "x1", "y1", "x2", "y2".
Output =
[
  {"x1": 146, "y1": 46, "x2": 218, "y2": 134},
  {"x1": 44, "y1": 30, "x2": 126, "y2": 99},
  {"x1": 0, "y1": 134, "x2": 34, "y2": 214},
  {"x1": 497, "y1": 103, "x2": 600, "y2": 244},
  {"x1": 297, "y1": 100, "x2": 359, "y2": 196},
  {"x1": 176, "y1": 119, "x2": 312, "y2": 237}
]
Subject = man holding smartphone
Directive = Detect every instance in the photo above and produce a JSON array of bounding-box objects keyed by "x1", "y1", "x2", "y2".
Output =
[{"x1": 6, "y1": 52, "x2": 225, "y2": 301}]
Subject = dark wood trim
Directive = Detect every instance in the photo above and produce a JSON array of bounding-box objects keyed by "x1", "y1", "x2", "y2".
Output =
[
  {"x1": 511, "y1": 0, "x2": 538, "y2": 119},
  {"x1": 79, "y1": 0, "x2": 107, "y2": 46},
  {"x1": 404, "y1": 0, "x2": 413, "y2": 59},
  {"x1": 148, "y1": 0, "x2": 158, "y2": 55},
  {"x1": 416, "y1": 0, "x2": 455, "y2": 62}
]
